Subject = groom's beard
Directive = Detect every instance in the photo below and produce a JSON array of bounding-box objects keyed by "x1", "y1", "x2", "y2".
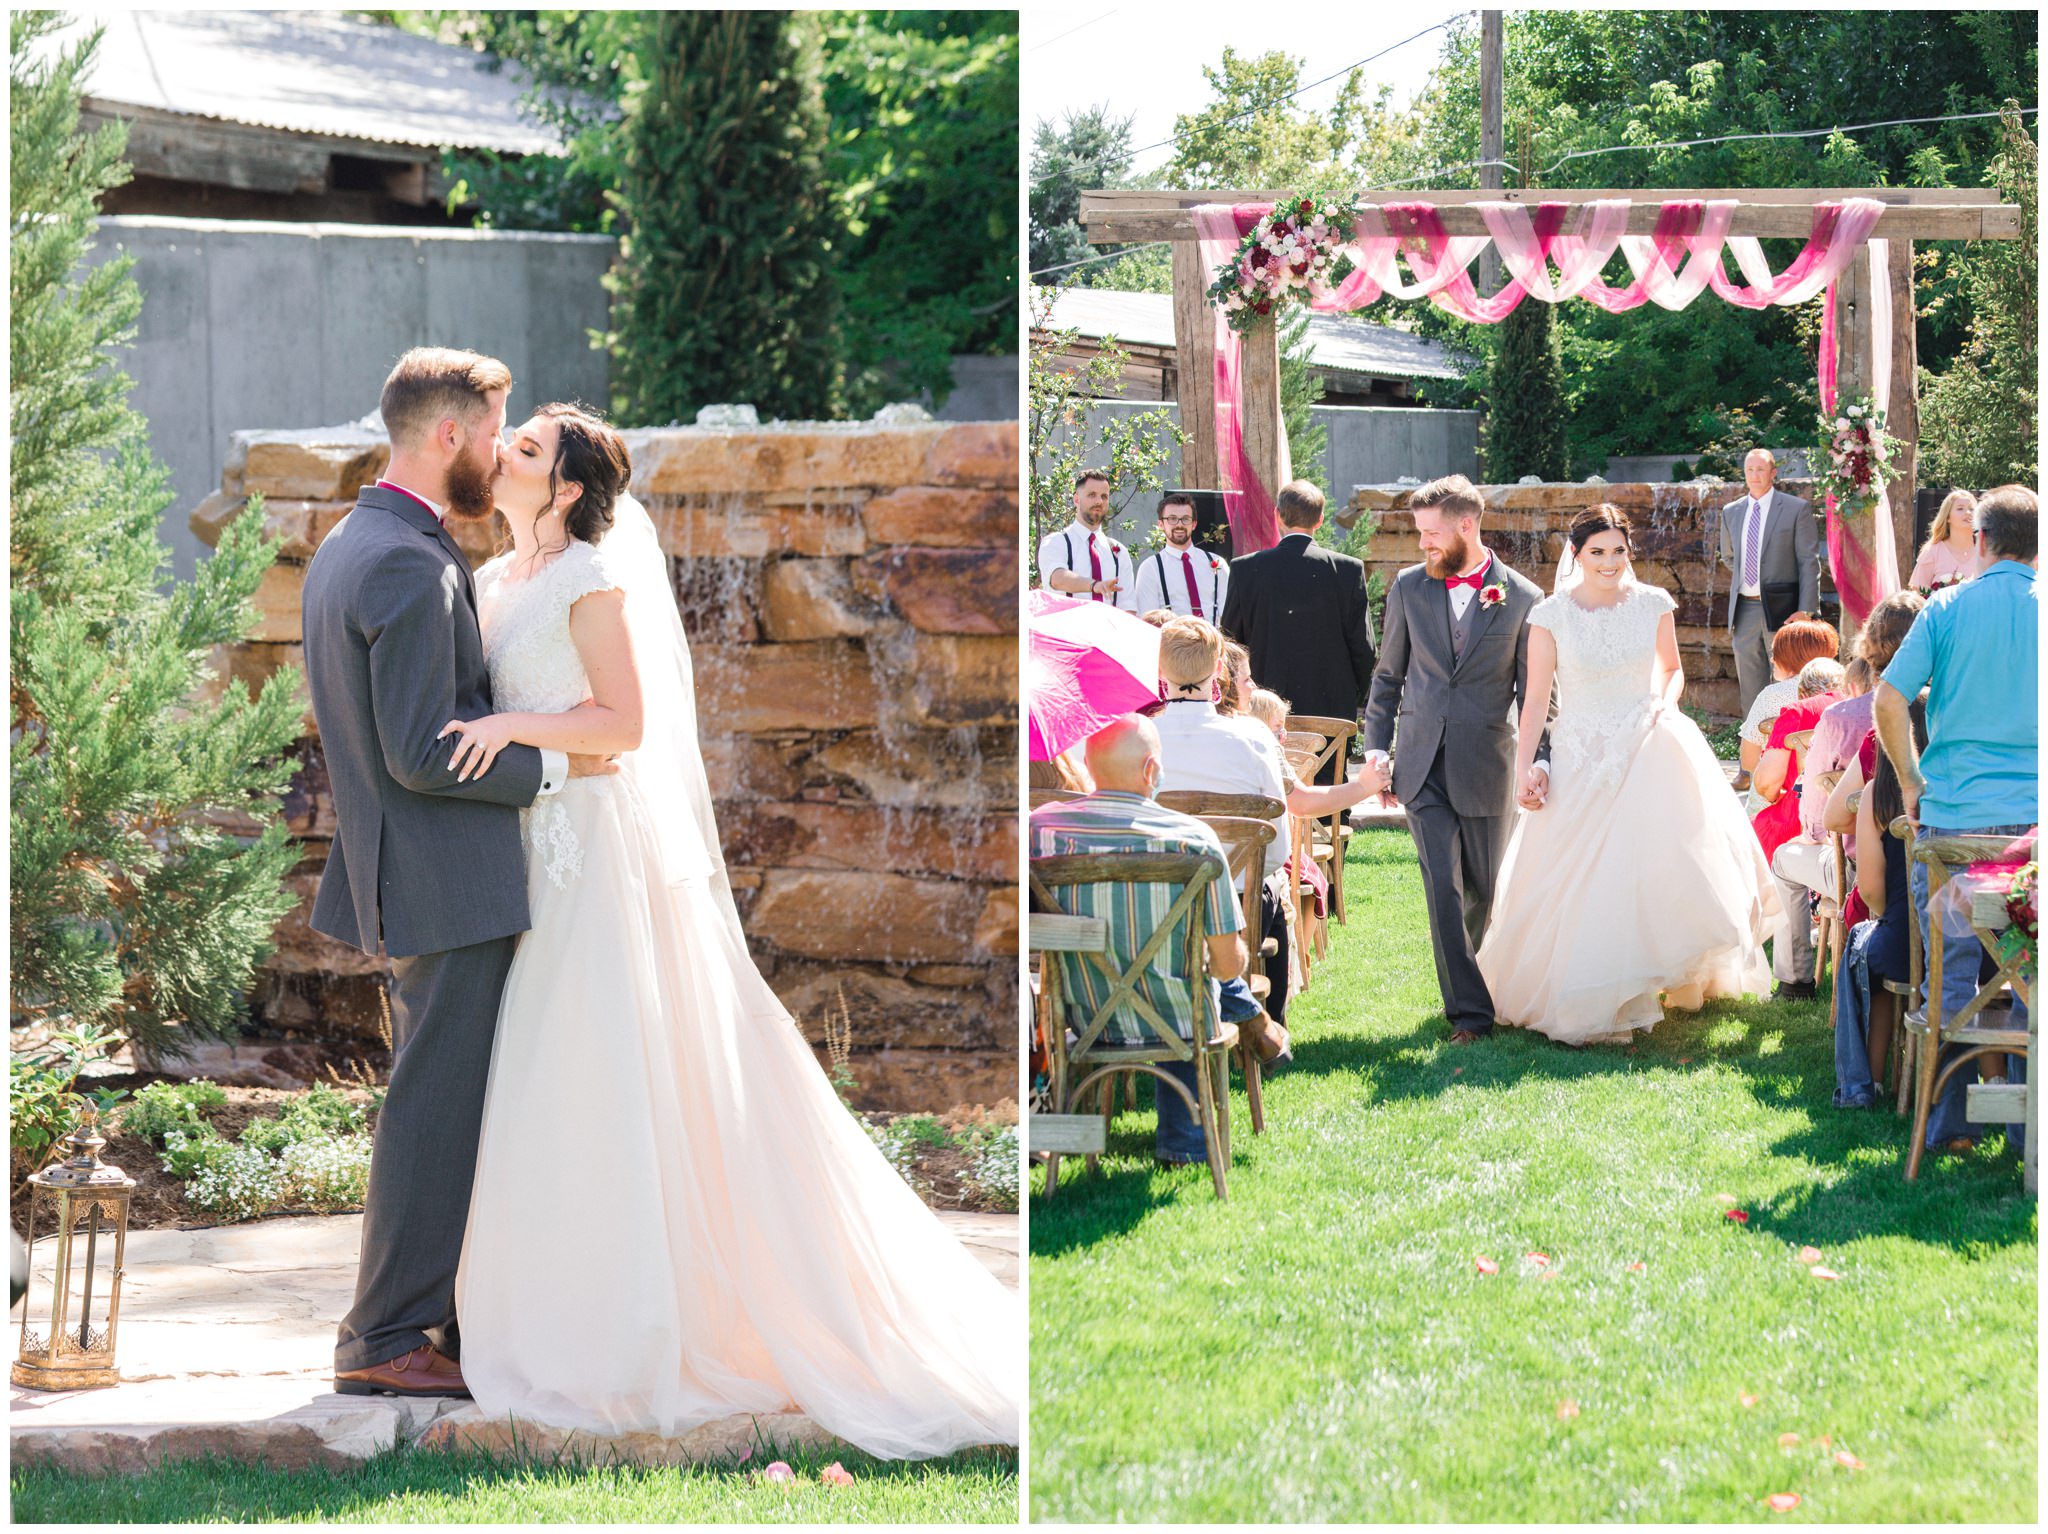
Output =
[
  {"x1": 444, "y1": 440, "x2": 499, "y2": 522},
  {"x1": 1423, "y1": 532, "x2": 1471, "y2": 579}
]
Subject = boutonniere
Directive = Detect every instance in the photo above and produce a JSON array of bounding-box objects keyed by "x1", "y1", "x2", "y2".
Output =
[{"x1": 1479, "y1": 579, "x2": 1508, "y2": 608}]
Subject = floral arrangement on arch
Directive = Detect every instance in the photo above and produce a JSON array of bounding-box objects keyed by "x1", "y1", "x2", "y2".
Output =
[
  {"x1": 1812, "y1": 396, "x2": 1900, "y2": 509},
  {"x1": 1207, "y1": 194, "x2": 1361, "y2": 332}
]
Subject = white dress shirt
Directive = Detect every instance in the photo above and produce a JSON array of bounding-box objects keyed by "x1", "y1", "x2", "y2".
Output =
[
  {"x1": 380, "y1": 476, "x2": 566, "y2": 796},
  {"x1": 1737, "y1": 489, "x2": 1775, "y2": 598},
  {"x1": 1133, "y1": 544, "x2": 1231, "y2": 620},
  {"x1": 1037, "y1": 519, "x2": 1139, "y2": 612},
  {"x1": 1152, "y1": 697, "x2": 1291, "y2": 868}
]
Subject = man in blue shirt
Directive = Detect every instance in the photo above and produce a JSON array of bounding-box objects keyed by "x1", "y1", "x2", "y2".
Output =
[{"x1": 1874, "y1": 482, "x2": 2036, "y2": 1152}]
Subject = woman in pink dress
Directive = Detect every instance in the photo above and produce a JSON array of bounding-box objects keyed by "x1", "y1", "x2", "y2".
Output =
[{"x1": 1907, "y1": 488, "x2": 1979, "y2": 592}]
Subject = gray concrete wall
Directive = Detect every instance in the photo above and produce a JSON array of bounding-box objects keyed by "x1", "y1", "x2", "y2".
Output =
[
  {"x1": 1039, "y1": 399, "x2": 1482, "y2": 545},
  {"x1": 934, "y1": 354, "x2": 1018, "y2": 423},
  {"x1": 91, "y1": 216, "x2": 616, "y2": 580}
]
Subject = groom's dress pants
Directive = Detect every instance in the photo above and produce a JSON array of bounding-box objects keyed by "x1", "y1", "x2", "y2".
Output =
[
  {"x1": 1405, "y1": 745, "x2": 1507, "y2": 1034},
  {"x1": 334, "y1": 934, "x2": 518, "y2": 1372}
]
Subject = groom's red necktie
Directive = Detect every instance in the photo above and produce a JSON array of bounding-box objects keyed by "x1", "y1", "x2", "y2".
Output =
[
  {"x1": 1087, "y1": 534, "x2": 1104, "y2": 599},
  {"x1": 1180, "y1": 552, "x2": 1204, "y2": 617}
]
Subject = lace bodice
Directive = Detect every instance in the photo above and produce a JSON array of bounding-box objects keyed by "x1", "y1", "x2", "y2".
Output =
[
  {"x1": 476, "y1": 539, "x2": 627, "y2": 887},
  {"x1": 1530, "y1": 582, "x2": 1678, "y2": 796},
  {"x1": 477, "y1": 540, "x2": 626, "y2": 714}
]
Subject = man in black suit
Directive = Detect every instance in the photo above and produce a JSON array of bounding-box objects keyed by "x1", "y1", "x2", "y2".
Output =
[{"x1": 1218, "y1": 480, "x2": 1377, "y2": 783}]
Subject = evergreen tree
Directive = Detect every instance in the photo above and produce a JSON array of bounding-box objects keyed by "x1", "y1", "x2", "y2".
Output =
[
  {"x1": 10, "y1": 13, "x2": 302, "y2": 1060},
  {"x1": 1030, "y1": 104, "x2": 1134, "y2": 280},
  {"x1": 606, "y1": 10, "x2": 844, "y2": 423},
  {"x1": 1279, "y1": 307, "x2": 1328, "y2": 499},
  {"x1": 1482, "y1": 296, "x2": 1569, "y2": 482}
]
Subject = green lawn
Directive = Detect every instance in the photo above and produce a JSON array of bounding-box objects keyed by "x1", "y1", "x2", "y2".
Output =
[
  {"x1": 9, "y1": 1441, "x2": 1016, "y2": 1523},
  {"x1": 1030, "y1": 827, "x2": 2036, "y2": 1522}
]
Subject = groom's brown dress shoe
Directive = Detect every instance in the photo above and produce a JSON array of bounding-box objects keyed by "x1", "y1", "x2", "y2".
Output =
[
  {"x1": 1448, "y1": 1029, "x2": 1486, "y2": 1046},
  {"x1": 334, "y1": 1344, "x2": 471, "y2": 1398}
]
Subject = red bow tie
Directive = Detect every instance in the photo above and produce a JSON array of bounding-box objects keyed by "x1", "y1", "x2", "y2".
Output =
[{"x1": 1446, "y1": 565, "x2": 1490, "y2": 591}]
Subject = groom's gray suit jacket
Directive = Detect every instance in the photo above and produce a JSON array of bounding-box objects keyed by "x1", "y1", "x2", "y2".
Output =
[
  {"x1": 302, "y1": 485, "x2": 545, "y2": 958},
  {"x1": 1361, "y1": 560, "x2": 1548, "y2": 817}
]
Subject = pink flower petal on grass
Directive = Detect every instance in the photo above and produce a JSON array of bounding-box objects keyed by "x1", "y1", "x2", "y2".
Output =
[
  {"x1": 822, "y1": 1462, "x2": 855, "y2": 1488},
  {"x1": 1556, "y1": 1399, "x2": 1580, "y2": 1420},
  {"x1": 1835, "y1": 1450, "x2": 1864, "y2": 1470},
  {"x1": 1714, "y1": 1192, "x2": 1740, "y2": 1205},
  {"x1": 1778, "y1": 1432, "x2": 1801, "y2": 1448},
  {"x1": 1767, "y1": 1492, "x2": 1801, "y2": 1512},
  {"x1": 1810, "y1": 1266, "x2": 1842, "y2": 1281},
  {"x1": 1526, "y1": 1251, "x2": 1551, "y2": 1267},
  {"x1": 1474, "y1": 1256, "x2": 1499, "y2": 1275},
  {"x1": 1725, "y1": 1209, "x2": 1750, "y2": 1223},
  {"x1": 1627, "y1": 1261, "x2": 1647, "y2": 1273},
  {"x1": 736, "y1": 1445, "x2": 753, "y2": 1465},
  {"x1": 1739, "y1": 1392, "x2": 1760, "y2": 1408},
  {"x1": 764, "y1": 1461, "x2": 795, "y2": 1484},
  {"x1": 1797, "y1": 1246, "x2": 1823, "y2": 1264}
]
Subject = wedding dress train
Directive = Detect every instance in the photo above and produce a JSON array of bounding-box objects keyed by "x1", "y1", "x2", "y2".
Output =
[
  {"x1": 452, "y1": 522, "x2": 1018, "y2": 1459},
  {"x1": 1476, "y1": 582, "x2": 1779, "y2": 1046}
]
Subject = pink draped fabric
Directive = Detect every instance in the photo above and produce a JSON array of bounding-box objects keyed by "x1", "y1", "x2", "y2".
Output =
[{"x1": 1192, "y1": 195, "x2": 1892, "y2": 591}]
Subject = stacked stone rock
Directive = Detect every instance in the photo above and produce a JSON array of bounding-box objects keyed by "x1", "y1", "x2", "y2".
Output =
[
  {"x1": 1344, "y1": 478, "x2": 1827, "y2": 722},
  {"x1": 191, "y1": 420, "x2": 1019, "y2": 1113}
]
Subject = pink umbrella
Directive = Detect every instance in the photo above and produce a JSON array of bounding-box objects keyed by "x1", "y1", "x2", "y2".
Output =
[{"x1": 1027, "y1": 588, "x2": 1162, "y2": 762}]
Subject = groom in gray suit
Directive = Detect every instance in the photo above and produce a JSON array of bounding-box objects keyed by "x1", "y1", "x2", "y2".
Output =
[
  {"x1": 1718, "y1": 448, "x2": 1821, "y2": 711},
  {"x1": 303, "y1": 348, "x2": 607, "y2": 1396},
  {"x1": 1362, "y1": 476, "x2": 1548, "y2": 1043}
]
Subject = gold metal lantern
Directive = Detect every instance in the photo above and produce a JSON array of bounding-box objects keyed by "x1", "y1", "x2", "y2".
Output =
[{"x1": 14, "y1": 1105, "x2": 135, "y2": 1390}]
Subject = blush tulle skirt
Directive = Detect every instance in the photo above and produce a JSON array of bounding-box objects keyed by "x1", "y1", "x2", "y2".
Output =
[
  {"x1": 1476, "y1": 703, "x2": 1781, "y2": 1046},
  {"x1": 454, "y1": 774, "x2": 1019, "y2": 1458}
]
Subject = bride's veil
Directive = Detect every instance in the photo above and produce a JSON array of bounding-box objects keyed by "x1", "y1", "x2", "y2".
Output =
[{"x1": 607, "y1": 492, "x2": 727, "y2": 890}]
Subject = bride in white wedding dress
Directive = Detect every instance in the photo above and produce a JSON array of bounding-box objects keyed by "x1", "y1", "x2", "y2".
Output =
[
  {"x1": 1476, "y1": 505, "x2": 1780, "y2": 1046},
  {"x1": 438, "y1": 404, "x2": 1018, "y2": 1458}
]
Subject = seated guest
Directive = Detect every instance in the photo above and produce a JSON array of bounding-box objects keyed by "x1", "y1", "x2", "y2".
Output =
[
  {"x1": 1139, "y1": 607, "x2": 1174, "y2": 628},
  {"x1": 1738, "y1": 619, "x2": 1841, "y2": 795},
  {"x1": 1875, "y1": 482, "x2": 2037, "y2": 1155},
  {"x1": 1029, "y1": 715, "x2": 1249, "y2": 1166},
  {"x1": 1217, "y1": 639, "x2": 1255, "y2": 717},
  {"x1": 1153, "y1": 619, "x2": 1390, "y2": 1031},
  {"x1": 1803, "y1": 592, "x2": 1926, "y2": 816},
  {"x1": 1907, "y1": 488, "x2": 1979, "y2": 593},
  {"x1": 1243, "y1": 686, "x2": 1332, "y2": 917},
  {"x1": 1832, "y1": 706, "x2": 1925, "y2": 1108},
  {"x1": 1753, "y1": 656, "x2": 1845, "y2": 997}
]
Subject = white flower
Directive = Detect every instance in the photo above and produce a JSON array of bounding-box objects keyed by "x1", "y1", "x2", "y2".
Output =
[
  {"x1": 1847, "y1": 404, "x2": 1864, "y2": 417},
  {"x1": 1834, "y1": 417, "x2": 1851, "y2": 431}
]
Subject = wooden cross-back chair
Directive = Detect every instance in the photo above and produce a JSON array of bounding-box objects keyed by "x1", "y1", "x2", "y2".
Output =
[
  {"x1": 1156, "y1": 793, "x2": 1281, "y2": 1135},
  {"x1": 1900, "y1": 828, "x2": 2035, "y2": 1181},
  {"x1": 1285, "y1": 713, "x2": 1358, "y2": 925},
  {"x1": 1029, "y1": 851, "x2": 1239, "y2": 1200}
]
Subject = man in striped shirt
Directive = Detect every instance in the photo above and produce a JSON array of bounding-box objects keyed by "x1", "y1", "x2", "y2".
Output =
[{"x1": 1030, "y1": 715, "x2": 1248, "y2": 1163}]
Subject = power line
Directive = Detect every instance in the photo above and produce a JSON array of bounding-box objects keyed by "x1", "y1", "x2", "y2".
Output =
[
  {"x1": 1106, "y1": 13, "x2": 1477, "y2": 175},
  {"x1": 1027, "y1": 9, "x2": 1119, "y2": 56}
]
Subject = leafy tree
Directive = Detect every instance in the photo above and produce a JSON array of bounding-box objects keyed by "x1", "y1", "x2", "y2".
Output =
[
  {"x1": 11, "y1": 13, "x2": 302, "y2": 1061},
  {"x1": 1026, "y1": 284, "x2": 1184, "y2": 572},
  {"x1": 1031, "y1": 104, "x2": 1135, "y2": 281},
  {"x1": 817, "y1": 10, "x2": 1018, "y2": 416},
  {"x1": 605, "y1": 10, "x2": 844, "y2": 423},
  {"x1": 1919, "y1": 105, "x2": 2037, "y2": 490},
  {"x1": 1482, "y1": 295, "x2": 1569, "y2": 481}
]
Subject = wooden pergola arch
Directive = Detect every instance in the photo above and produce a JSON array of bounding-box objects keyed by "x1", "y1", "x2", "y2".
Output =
[{"x1": 1081, "y1": 186, "x2": 2023, "y2": 577}]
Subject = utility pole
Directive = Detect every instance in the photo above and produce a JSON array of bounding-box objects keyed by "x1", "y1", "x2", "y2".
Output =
[{"x1": 1479, "y1": 9, "x2": 1504, "y2": 294}]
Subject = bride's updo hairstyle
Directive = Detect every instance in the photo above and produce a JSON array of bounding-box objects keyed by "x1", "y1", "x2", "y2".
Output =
[
  {"x1": 537, "y1": 401, "x2": 632, "y2": 545},
  {"x1": 1567, "y1": 503, "x2": 1635, "y2": 555}
]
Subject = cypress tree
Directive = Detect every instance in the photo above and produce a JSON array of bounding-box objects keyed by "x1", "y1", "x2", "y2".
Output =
[
  {"x1": 607, "y1": 10, "x2": 845, "y2": 423},
  {"x1": 1482, "y1": 295, "x2": 1569, "y2": 483},
  {"x1": 11, "y1": 14, "x2": 302, "y2": 1060}
]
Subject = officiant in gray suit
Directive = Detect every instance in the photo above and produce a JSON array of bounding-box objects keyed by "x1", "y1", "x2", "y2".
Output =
[{"x1": 1719, "y1": 448, "x2": 1822, "y2": 711}]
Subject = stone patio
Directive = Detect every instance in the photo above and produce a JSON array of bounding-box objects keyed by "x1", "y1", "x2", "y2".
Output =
[{"x1": 10, "y1": 1210, "x2": 1017, "y2": 1473}]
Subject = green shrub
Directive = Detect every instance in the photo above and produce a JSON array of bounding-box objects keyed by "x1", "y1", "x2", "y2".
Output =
[
  {"x1": 119, "y1": 1080, "x2": 227, "y2": 1146},
  {"x1": 279, "y1": 1135, "x2": 373, "y2": 1213},
  {"x1": 157, "y1": 1124, "x2": 230, "y2": 1183},
  {"x1": 9, "y1": 1023, "x2": 126, "y2": 1178}
]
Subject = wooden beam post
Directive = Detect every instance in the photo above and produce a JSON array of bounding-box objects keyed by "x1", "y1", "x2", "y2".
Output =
[
  {"x1": 1241, "y1": 316, "x2": 1290, "y2": 523},
  {"x1": 1171, "y1": 241, "x2": 1219, "y2": 490},
  {"x1": 1886, "y1": 239, "x2": 1920, "y2": 581}
]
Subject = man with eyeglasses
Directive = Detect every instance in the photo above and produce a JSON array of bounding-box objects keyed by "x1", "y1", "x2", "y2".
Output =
[{"x1": 1132, "y1": 493, "x2": 1230, "y2": 620}]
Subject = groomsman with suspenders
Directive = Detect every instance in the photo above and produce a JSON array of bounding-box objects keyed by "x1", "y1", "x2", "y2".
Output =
[
  {"x1": 1132, "y1": 493, "x2": 1230, "y2": 619},
  {"x1": 1038, "y1": 470, "x2": 1139, "y2": 612}
]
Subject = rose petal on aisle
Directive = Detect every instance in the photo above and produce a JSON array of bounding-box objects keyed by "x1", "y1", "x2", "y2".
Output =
[
  {"x1": 1797, "y1": 1246, "x2": 1823, "y2": 1264},
  {"x1": 1835, "y1": 1451, "x2": 1865, "y2": 1470},
  {"x1": 1778, "y1": 1432, "x2": 1801, "y2": 1448},
  {"x1": 1766, "y1": 1492, "x2": 1802, "y2": 1512},
  {"x1": 1557, "y1": 1399, "x2": 1580, "y2": 1419},
  {"x1": 1739, "y1": 1392, "x2": 1761, "y2": 1408},
  {"x1": 1474, "y1": 1255, "x2": 1499, "y2": 1274},
  {"x1": 822, "y1": 1462, "x2": 856, "y2": 1488},
  {"x1": 1725, "y1": 1209, "x2": 1750, "y2": 1223},
  {"x1": 1811, "y1": 1266, "x2": 1842, "y2": 1281}
]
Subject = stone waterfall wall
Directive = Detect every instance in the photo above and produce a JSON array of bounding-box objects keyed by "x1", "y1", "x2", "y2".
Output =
[
  {"x1": 191, "y1": 421, "x2": 1019, "y2": 1114},
  {"x1": 1345, "y1": 478, "x2": 1828, "y2": 721}
]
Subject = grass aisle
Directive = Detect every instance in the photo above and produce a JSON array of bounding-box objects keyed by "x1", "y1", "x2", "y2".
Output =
[
  {"x1": 9, "y1": 1443, "x2": 1017, "y2": 1524},
  {"x1": 1029, "y1": 827, "x2": 2036, "y2": 1522}
]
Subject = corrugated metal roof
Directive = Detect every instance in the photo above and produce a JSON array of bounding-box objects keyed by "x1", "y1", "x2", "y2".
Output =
[
  {"x1": 1041, "y1": 286, "x2": 1470, "y2": 383},
  {"x1": 47, "y1": 10, "x2": 569, "y2": 157}
]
